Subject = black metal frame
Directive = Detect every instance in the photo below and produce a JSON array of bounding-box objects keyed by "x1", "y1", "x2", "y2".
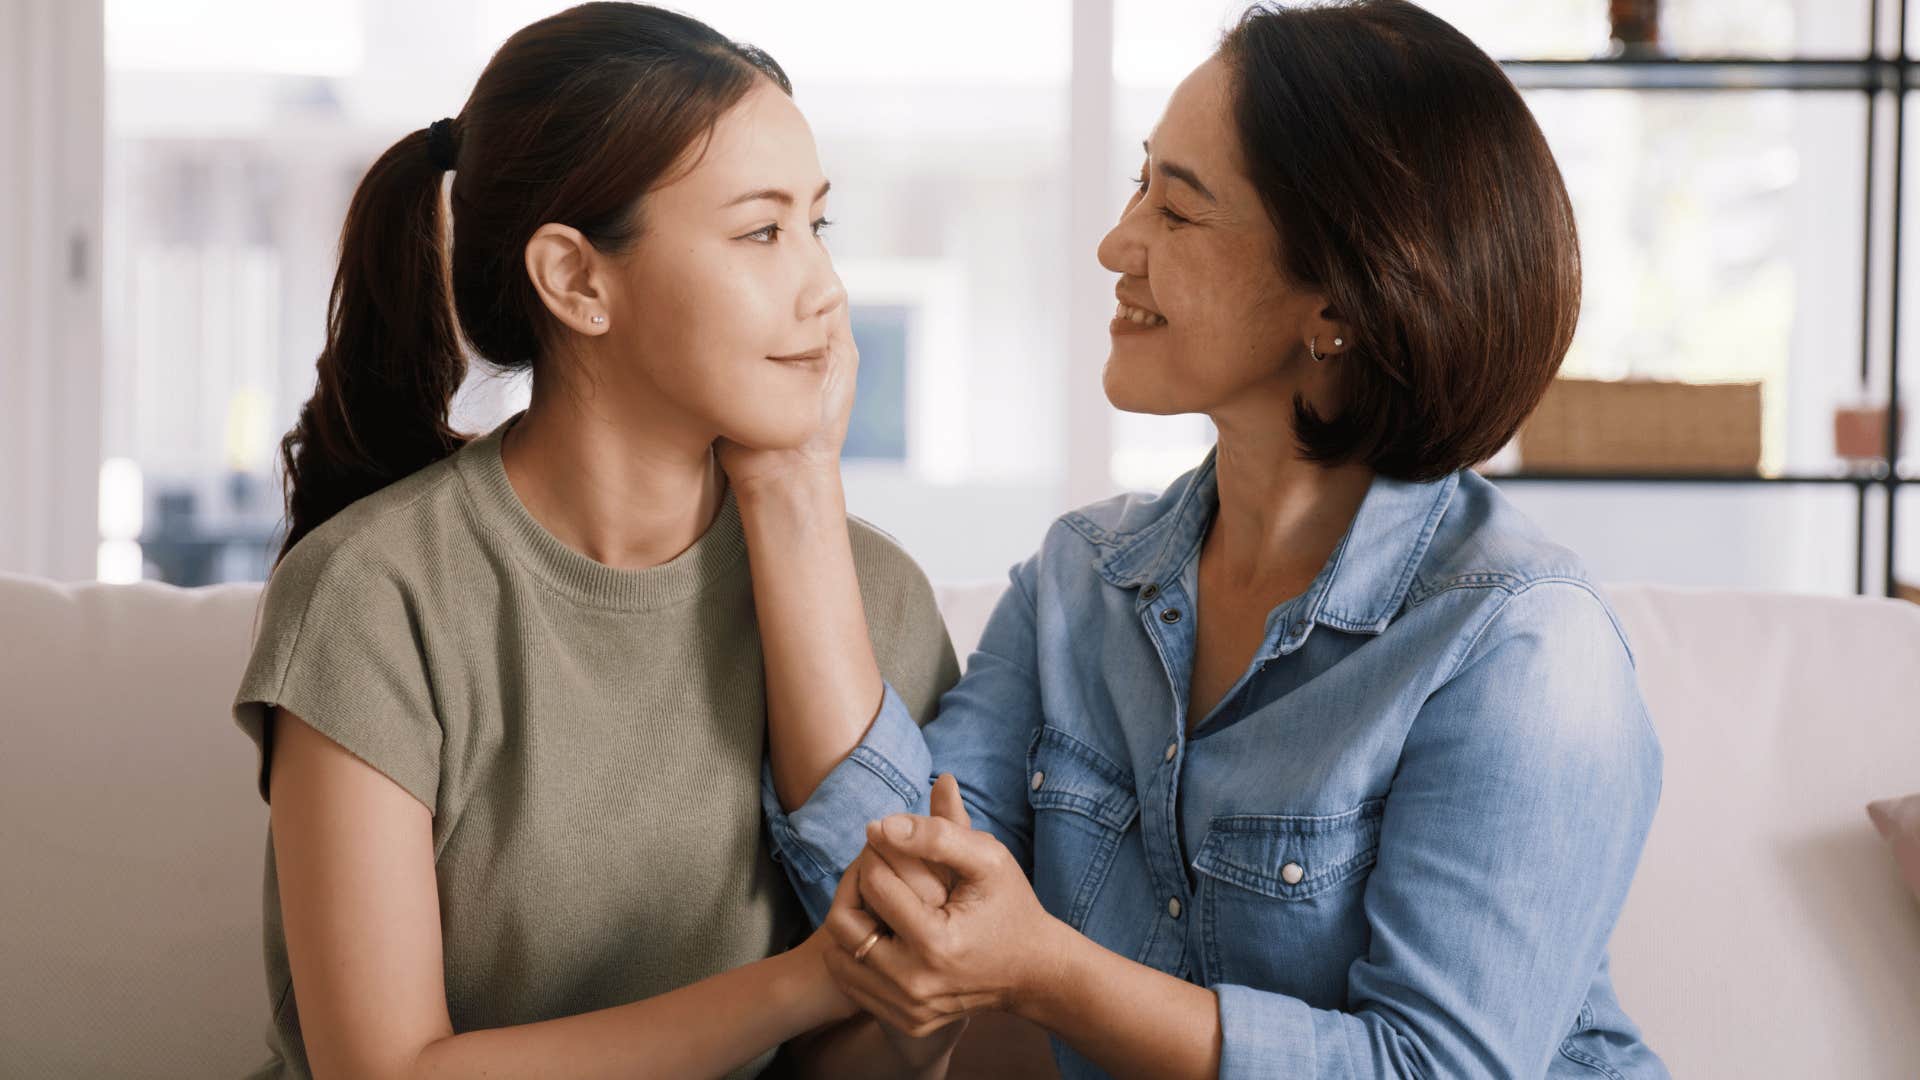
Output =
[{"x1": 1487, "y1": 3, "x2": 1910, "y2": 598}]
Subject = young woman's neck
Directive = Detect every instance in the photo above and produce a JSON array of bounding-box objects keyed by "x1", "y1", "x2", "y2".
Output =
[{"x1": 499, "y1": 377, "x2": 726, "y2": 571}]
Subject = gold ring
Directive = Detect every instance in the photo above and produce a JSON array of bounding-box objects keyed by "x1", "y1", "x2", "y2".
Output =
[{"x1": 853, "y1": 929, "x2": 883, "y2": 964}]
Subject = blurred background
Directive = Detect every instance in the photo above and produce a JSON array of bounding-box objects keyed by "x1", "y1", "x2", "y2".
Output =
[{"x1": 3, "y1": 0, "x2": 1915, "y2": 597}]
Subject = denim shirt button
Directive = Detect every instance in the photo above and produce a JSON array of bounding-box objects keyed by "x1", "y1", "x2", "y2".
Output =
[
  {"x1": 1280, "y1": 862, "x2": 1306, "y2": 885},
  {"x1": 1167, "y1": 897, "x2": 1183, "y2": 919},
  {"x1": 1141, "y1": 583, "x2": 1161, "y2": 601},
  {"x1": 1160, "y1": 608, "x2": 1183, "y2": 624},
  {"x1": 1030, "y1": 770, "x2": 1045, "y2": 791}
]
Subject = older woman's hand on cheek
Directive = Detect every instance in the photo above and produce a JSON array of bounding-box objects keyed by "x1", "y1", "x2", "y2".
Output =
[{"x1": 823, "y1": 776, "x2": 1072, "y2": 1040}]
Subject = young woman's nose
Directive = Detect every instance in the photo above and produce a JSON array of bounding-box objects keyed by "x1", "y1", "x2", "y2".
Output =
[{"x1": 796, "y1": 250, "x2": 847, "y2": 323}]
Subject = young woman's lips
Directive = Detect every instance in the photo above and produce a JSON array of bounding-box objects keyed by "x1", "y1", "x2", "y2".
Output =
[{"x1": 767, "y1": 347, "x2": 828, "y2": 363}]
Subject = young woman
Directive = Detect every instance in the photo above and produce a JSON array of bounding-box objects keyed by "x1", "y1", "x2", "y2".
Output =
[
  {"x1": 230, "y1": 5, "x2": 959, "y2": 1077},
  {"x1": 761, "y1": 3, "x2": 1668, "y2": 1078}
]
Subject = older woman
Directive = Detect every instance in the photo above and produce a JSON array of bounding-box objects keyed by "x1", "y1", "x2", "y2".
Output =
[{"x1": 754, "y1": 1, "x2": 1665, "y2": 1076}]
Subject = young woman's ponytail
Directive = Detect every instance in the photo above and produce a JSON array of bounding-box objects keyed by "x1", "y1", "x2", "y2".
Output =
[{"x1": 275, "y1": 123, "x2": 467, "y2": 562}]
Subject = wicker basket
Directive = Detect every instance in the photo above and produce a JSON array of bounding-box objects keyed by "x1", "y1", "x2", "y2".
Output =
[{"x1": 1517, "y1": 377, "x2": 1763, "y2": 474}]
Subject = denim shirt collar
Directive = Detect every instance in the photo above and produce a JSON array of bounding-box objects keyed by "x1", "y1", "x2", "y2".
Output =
[{"x1": 1096, "y1": 448, "x2": 1459, "y2": 649}]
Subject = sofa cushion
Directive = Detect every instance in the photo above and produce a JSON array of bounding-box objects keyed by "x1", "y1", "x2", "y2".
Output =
[
  {"x1": 4, "y1": 572, "x2": 1919, "y2": 1078},
  {"x1": 1600, "y1": 585, "x2": 1920, "y2": 1079},
  {"x1": 1868, "y1": 793, "x2": 1920, "y2": 904},
  {"x1": 0, "y1": 573, "x2": 269, "y2": 1078}
]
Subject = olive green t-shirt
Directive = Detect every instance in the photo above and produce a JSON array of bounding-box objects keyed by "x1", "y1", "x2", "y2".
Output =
[{"x1": 231, "y1": 411, "x2": 959, "y2": 1078}]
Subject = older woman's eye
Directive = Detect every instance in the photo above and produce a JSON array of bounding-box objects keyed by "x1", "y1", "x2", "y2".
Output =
[
  {"x1": 1130, "y1": 170, "x2": 1148, "y2": 192},
  {"x1": 1159, "y1": 206, "x2": 1190, "y2": 227}
]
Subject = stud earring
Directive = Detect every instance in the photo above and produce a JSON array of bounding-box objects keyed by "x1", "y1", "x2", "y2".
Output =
[{"x1": 589, "y1": 314, "x2": 607, "y2": 325}]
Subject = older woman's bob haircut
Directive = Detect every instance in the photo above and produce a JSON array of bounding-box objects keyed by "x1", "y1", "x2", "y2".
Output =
[{"x1": 1220, "y1": 0, "x2": 1581, "y2": 482}]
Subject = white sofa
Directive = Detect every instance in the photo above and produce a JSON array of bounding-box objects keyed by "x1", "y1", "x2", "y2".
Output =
[{"x1": 2, "y1": 572, "x2": 1917, "y2": 1078}]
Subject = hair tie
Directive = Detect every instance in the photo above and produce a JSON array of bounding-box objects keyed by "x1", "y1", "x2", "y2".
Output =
[{"x1": 426, "y1": 118, "x2": 458, "y2": 171}]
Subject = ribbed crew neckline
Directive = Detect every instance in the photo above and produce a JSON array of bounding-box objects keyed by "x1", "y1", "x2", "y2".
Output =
[{"x1": 454, "y1": 410, "x2": 747, "y2": 612}]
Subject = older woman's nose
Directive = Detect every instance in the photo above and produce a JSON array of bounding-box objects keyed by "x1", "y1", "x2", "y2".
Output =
[{"x1": 1097, "y1": 214, "x2": 1146, "y2": 277}]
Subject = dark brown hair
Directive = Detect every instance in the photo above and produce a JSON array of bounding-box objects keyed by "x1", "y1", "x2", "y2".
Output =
[
  {"x1": 274, "y1": 2, "x2": 789, "y2": 563},
  {"x1": 1220, "y1": 0, "x2": 1581, "y2": 481}
]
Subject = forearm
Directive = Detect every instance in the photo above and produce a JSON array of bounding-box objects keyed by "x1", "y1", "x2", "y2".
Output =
[
  {"x1": 735, "y1": 469, "x2": 887, "y2": 813},
  {"x1": 408, "y1": 945, "x2": 846, "y2": 1080},
  {"x1": 1019, "y1": 917, "x2": 1221, "y2": 1080}
]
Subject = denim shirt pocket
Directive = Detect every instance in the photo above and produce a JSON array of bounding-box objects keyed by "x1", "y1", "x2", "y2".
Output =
[
  {"x1": 1025, "y1": 725, "x2": 1140, "y2": 930},
  {"x1": 1191, "y1": 798, "x2": 1384, "y2": 991}
]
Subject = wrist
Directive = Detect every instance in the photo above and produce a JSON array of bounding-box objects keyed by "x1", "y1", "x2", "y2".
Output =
[
  {"x1": 1008, "y1": 911, "x2": 1089, "y2": 1030},
  {"x1": 729, "y1": 460, "x2": 844, "y2": 511},
  {"x1": 784, "y1": 932, "x2": 859, "y2": 1029}
]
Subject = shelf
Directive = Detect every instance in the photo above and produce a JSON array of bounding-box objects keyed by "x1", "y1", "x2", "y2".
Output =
[
  {"x1": 1482, "y1": 29, "x2": 1913, "y2": 597},
  {"x1": 1499, "y1": 58, "x2": 1901, "y2": 92},
  {"x1": 1482, "y1": 471, "x2": 1904, "y2": 486}
]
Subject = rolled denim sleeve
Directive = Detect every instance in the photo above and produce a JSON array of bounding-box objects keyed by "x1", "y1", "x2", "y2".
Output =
[
  {"x1": 763, "y1": 557, "x2": 1050, "y2": 925},
  {"x1": 1211, "y1": 582, "x2": 1663, "y2": 1079},
  {"x1": 761, "y1": 682, "x2": 933, "y2": 921},
  {"x1": 919, "y1": 559, "x2": 1047, "y2": 873},
  {"x1": 1212, "y1": 985, "x2": 1443, "y2": 1078}
]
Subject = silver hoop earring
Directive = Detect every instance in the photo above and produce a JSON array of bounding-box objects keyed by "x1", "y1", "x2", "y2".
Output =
[
  {"x1": 1309, "y1": 335, "x2": 1324, "y2": 363},
  {"x1": 589, "y1": 314, "x2": 607, "y2": 325}
]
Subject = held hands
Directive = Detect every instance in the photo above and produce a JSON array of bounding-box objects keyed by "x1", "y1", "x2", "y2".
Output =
[
  {"x1": 714, "y1": 298, "x2": 858, "y2": 497},
  {"x1": 822, "y1": 774, "x2": 1065, "y2": 1040},
  {"x1": 820, "y1": 774, "x2": 971, "y2": 1067}
]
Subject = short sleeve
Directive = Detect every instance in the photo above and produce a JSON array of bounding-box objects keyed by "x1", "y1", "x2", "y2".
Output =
[
  {"x1": 231, "y1": 537, "x2": 443, "y2": 813},
  {"x1": 850, "y1": 520, "x2": 962, "y2": 724}
]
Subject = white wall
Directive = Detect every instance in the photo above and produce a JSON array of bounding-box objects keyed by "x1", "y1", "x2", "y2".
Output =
[{"x1": 0, "y1": 0, "x2": 103, "y2": 582}]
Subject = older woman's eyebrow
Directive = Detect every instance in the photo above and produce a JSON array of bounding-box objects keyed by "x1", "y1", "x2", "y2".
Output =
[
  {"x1": 722, "y1": 179, "x2": 832, "y2": 209},
  {"x1": 1142, "y1": 139, "x2": 1217, "y2": 204}
]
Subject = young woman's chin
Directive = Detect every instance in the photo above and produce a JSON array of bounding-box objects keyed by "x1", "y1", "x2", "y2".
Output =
[{"x1": 712, "y1": 392, "x2": 829, "y2": 452}]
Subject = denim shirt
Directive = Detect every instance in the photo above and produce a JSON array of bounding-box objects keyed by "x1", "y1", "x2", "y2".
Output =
[{"x1": 764, "y1": 453, "x2": 1666, "y2": 1079}]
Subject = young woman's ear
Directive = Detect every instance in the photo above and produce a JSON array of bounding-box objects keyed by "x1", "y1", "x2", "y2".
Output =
[{"x1": 524, "y1": 223, "x2": 613, "y2": 335}]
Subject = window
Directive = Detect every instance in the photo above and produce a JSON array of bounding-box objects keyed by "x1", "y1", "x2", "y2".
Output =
[
  {"x1": 77, "y1": 0, "x2": 1913, "y2": 594},
  {"x1": 101, "y1": 0, "x2": 1072, "y2": 585}
]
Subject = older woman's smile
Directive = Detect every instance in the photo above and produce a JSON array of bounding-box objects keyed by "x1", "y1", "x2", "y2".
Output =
[{"x1": 1112, "y1": 301, "x2": 1168, "y2": 333}]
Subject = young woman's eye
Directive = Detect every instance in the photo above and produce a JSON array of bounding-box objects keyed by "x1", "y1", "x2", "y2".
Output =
[
  {"x1": 811, "y1": 216, "x2": 834, "y2": 237},
  {"x1": 743, "y1": 223, "x2": 781, "y2": 243}
]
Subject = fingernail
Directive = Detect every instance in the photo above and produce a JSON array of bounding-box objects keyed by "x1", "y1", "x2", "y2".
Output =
[{"x1": 883, "y1": 815, "x2": 915, "y2": 841}]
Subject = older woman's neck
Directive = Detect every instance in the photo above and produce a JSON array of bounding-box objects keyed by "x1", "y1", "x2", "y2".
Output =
[{"x1": 1206, "y1": 421, "x2": 1374, "y2": 589}]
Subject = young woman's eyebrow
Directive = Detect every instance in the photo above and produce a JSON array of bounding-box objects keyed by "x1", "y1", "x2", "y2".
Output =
[
  {"x1": 1142, "y1": 139, "x2": 1216, "y2": 204},
  {"x1": 721, "y1": 179, "x2": 832, "y2": 209}
]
